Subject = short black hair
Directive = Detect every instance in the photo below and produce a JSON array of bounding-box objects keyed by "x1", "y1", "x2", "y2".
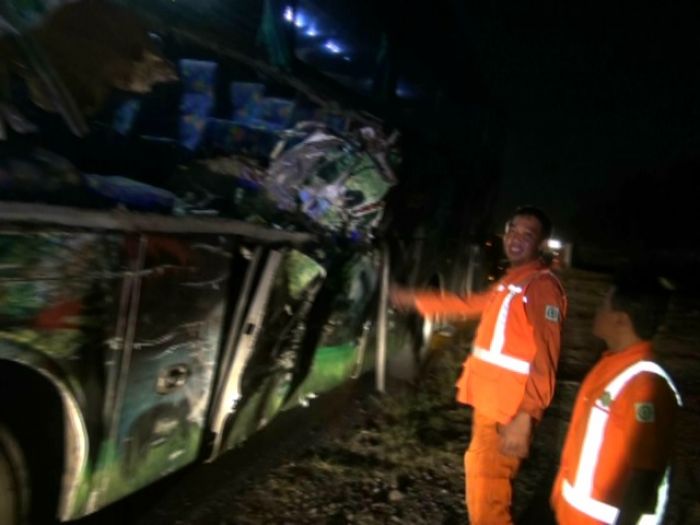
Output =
[
  {"x1": 510, "y1": 206, "x2": 552, "y2": 240},
  {"x1": 610, "y1": 272, "x2": 673, "y2": 340}
]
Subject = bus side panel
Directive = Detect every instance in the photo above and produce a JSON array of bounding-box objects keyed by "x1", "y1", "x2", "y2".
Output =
[
  {"x1": 92, "y1": 234, "x2": 233, "y2": 510},
  {"x1": 292, "y1": 251, "x2": 380, "y2": 399},
  {"x1": 220, "y1": 250, "x2": 379, "y2": 451}
]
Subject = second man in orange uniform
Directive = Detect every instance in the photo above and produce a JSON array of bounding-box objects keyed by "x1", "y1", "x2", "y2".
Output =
[{"x1": 551, "y1": 274, "x2": 681, "y2": 525}]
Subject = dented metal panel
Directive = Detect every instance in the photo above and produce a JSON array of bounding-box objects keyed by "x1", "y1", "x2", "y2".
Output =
[
  {"x1": 0, "y1": 224, "x2": 381, "y2": 520},
  {"x1": 90, "y1": 233, "x2": 233, "y2": 510}
]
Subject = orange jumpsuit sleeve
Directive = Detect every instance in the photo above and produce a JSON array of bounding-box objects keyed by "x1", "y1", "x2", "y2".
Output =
[
  {"x1": 518, "y1": 276, "x2": 566, "y2": 421},
  {"x1": 412, "y1": 288, "x2": 493, "y2": 319},
  {"x1": 610, "y1": 372, "x2": 679, "y2": 472}
]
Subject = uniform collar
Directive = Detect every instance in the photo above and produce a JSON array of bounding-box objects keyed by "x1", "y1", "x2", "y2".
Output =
[
  {"x1": 504, "y1": 259, "x2": 547, "y2": 282},
  {"x1": 601, "y1": 340, "x2": 653, "y2": 360}
]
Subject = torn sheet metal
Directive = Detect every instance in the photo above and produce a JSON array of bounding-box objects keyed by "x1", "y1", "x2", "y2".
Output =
[{"x1": 264, "y1": 127, "x2": 397, "y2": 236}]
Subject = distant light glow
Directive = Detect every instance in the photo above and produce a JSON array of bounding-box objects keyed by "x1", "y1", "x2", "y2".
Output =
[
  {"x1": 396, "y1": 82, "x2": 417, "y2": 99},
  {"x1": 548, "y1": 239, "x2": 563, "y2": 250},
  {"x1": 283, "y1": 6, "x2": 294, "y2": 22},
  {"x1": 324, "y1": 40, "x2": 342, "y2": 54},
  {"x1": 305, "y1": 25, "x2": 319, "y2": 37},
  {"x1": 294, "y1": 12, "x2": 306, "y2": 28}
]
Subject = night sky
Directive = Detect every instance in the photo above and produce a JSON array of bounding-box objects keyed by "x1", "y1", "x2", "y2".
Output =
[
  {"x1": 310, "y1": 0, "x2": 700, "y2": 258},
  {"x1": 455, "y1": 2, "x2": 700, "y2": 241}
]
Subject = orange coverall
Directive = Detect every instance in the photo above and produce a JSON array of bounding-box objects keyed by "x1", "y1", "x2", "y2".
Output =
[
  {"x1": 412, "y1": 260, "x2": 566, "y2": 525},
  {"x1": 551, "y1": 341, "x2": 681, "y2": 525}
]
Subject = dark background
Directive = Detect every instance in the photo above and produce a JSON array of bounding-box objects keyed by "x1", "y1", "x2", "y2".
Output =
[{"x1": 241, "y1": 0, "x2": 700, "y2": 267}]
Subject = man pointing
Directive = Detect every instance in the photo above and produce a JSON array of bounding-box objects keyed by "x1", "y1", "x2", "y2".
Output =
[{"x1": 392, "y1": 206, "x2": 567, "y2": 524}]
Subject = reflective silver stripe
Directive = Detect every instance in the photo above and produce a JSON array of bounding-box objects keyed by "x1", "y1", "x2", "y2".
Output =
[
  {"x1": 563, "y1": 360, "x2": 682, "y2": 524},
  {"x1": 490, "y1": 284, "x2": 522, "y2": 355},
  {"x1": 562, "y1": 480, "x2": 618, "y2": 523},
  {"x1": 473, "y1": 281, "x2": 531, "y2": 374},
  {"x1": 639, "y1": 468, "x2": 671, "y2": 525},
  {"x1": 604, "y1": 361, "x2": 682, "y2": 406},
  {"x1": 473, "y1": 347, "x2": 530, "y2": 375},
  {"x1": 574, "y1": 405, "x2": 609, "y2": 496},
  {"x1": 476, "y1": 272, "x2": 556, "y2": 375},
  {"x1": 562, "y1": 470, "x2": 670, "y2": 525}
]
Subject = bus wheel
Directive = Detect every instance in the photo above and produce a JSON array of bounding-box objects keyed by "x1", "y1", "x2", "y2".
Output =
[{"x1": 0, "y1": 424, "x2": 29, "y2": 525}]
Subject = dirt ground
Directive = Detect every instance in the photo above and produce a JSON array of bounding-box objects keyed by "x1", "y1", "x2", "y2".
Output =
[
  {"x1": 79, "y1": 269, "x2": 700, "y2": 525},
  {"x1": 127, "y1": 356, "x2": 698, "y2": 525}
]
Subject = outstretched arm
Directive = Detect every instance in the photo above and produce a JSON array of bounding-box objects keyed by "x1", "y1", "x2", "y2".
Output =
[{"x1": 390, "y1": 285, "x2": 492, "y2": 319}]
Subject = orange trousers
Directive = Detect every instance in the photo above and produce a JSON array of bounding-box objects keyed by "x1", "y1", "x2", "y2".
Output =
[{"x1": 465, "y1": 411, "x2": 522, "y2": 525}]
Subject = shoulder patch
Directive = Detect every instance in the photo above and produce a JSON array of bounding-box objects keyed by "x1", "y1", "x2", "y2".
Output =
[
  {"x1": 545, "y1": 305, "x2": 561, "y2": 322},
  {"x1": 635, "y1": 402, "x2": 656, "y2": 423}
]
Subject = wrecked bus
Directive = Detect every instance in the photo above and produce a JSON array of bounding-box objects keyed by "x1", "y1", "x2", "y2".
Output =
[{"x1": 0, "y1": 1, "x2": 396, "y2": 522}]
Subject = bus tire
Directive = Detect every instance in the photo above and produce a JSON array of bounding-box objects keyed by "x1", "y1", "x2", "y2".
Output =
[{"x1": 0, "y1": 424, "x2": 29, "y2": 525}]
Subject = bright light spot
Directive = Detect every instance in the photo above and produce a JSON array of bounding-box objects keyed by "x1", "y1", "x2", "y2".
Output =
[
  {"x1": 324, "y1": 40, "x2": 342, "y2": 54},
  {"x1": 305, "y1": 25, "x2": 319, "y2": 37},
  {"x1": 422, "y1": 317, "x2": 433, "y2": 344},
  {"x1": 294, "y1": 12, "x2": 306, "y2": 28},
  {"x1": 283, "y1": 6, "x2": 294, "y2": 22},
  {"x1": 548, "y1": 239, "x2": 563, "y2": 250}
]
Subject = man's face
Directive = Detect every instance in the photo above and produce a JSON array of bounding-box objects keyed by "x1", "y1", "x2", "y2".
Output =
[
  {"x1": 593, "y1": 288, "x2": 617, "y2": 341},
  {"x1": 503, "y1": 214, "x2": 544, "y2": 266}
]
